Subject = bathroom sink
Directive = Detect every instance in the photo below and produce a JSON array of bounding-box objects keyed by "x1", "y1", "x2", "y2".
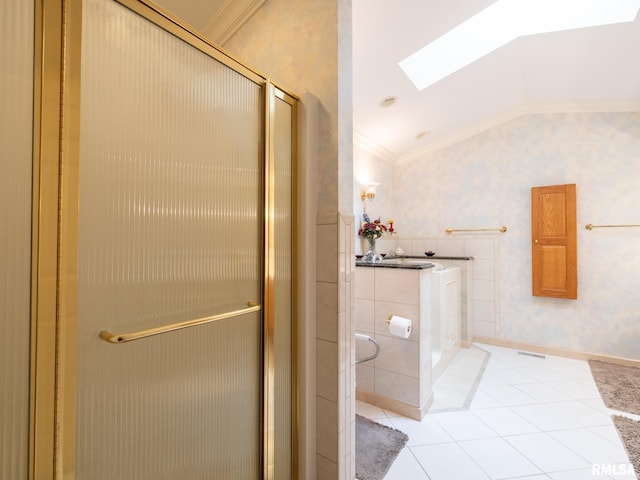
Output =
[
  {"x1": 404, "y1": 259, "x2": 434, "y2": 265},
  {"x1": 382, "y1": 258, "x2": 434, "y2": 266}
]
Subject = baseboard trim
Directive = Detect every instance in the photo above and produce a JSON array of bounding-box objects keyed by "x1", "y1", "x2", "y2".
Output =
[
  {"x1": 473, "y1": 336, "x2": 640, "y2": 368},
  {"x1": 355, "y1": 388, "x2": 433, "y2": 421}
]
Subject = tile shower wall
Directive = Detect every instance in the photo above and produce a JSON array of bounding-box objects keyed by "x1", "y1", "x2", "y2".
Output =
[
  {"x1": 357, "y1": 112, "x2": 640, "y2": 361},
  {"x1": 316, "y1": 213, "x2": 356, "y2": 480}
]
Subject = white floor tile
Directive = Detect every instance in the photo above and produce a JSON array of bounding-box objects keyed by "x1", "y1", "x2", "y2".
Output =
[
  {"x1": 510, "y1": 404, "x2": 583, "y2": 431},
  {"x1": 431, "y1": 410, "x2": 499, "y2": 441},
  {"x1": 575, "y1": 376, "x2": 603, "y2": 390},
  {"x1": 484, "y1": 356, "x2": 516, "y2": 371},
  {"x1": 411, "y1": 442, "x2": 491, "y2": 480},
  {"x1": 388, "y1": 415, "x2": 453, "y2": 446},
  {"x1": 480, "y1": 385, "x2": 539, "y2": 406},
  {"x1": 589, "y1": 425, "x2": 628, "y2": 448},
  {"x1": 491, "y1": 368, "x2": 541, "y2": 385},
  {"x1": 473, "y1": 407, "x2": 540, "y2": 436},
  {"x1": 546, "y1": 380, "x2": 602, "y2": 400},
  {"x1": 357, "y1": 344, "x2": 636, "y2": 480},
  {"x1": 548, "y1": 428, "x2": 632, "y2": 465},
  {"x1": 550, "y1": 363, "x2": 599, "y2": 381},
  {"x1": 383, "y1": 448, "x2": 430, "y2": 480},
  {"x1": 366, "y1": 416, "x2": 394, "y2": 429},
  {"x1": 488, "y1": 355, "x2": 544, "y2": 370},
  {"x1": 547, "y1": 401, "x2": 612, "y2": 428},
  {"x1": 514, "y1": 382, "x2": 575, "y2": 403},
  {"x1": 459, "y1": 437, "x2": 542, "y2": 479},
  {"x1": 505, "y1": 432, "x2": 592, "y2": 472},
  {"x1": 470, "y1": 390, "x2": 505, "y2": 410},
  {"x1": 610, "y1": 463, "x2": 638, "y2": 479},
  {"x1": 520, "y1": 365, "x2": 576, "y2": 383},
  {"x1": 581, "y1": 397, "x2": 611, "y2": 413},
  {"x1": 481, "y1": 371, "x2": 511, "y2": 387},
  {"x1": 547, "y1": 468, "x2": 614, "y2": 479},
  {"x1": 430, "y1": 378, "x2": 475, "y2": 410},
  {"x1": 547, "y1": 465, "x2": 636, "y2": 479},
  {"x1": 512, "y1": 476, "x2": 552, "y2": 479}
]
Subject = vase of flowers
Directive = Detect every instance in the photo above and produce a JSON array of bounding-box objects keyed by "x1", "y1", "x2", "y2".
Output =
[{"x1": 358, "y1": 213, "x2": 388, "y2": 262}]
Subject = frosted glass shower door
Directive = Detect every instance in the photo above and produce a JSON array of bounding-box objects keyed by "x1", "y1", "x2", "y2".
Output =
[
  {"x1": 74, "y1": 0, "x2": 264, "y2": 478},
  {"x1": 0, "y1": 0, "x2": 34, "y2": 479}
]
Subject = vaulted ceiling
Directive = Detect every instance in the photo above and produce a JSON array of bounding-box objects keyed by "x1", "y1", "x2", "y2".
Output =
[
  {"x1": 153, "y1": 0, "x2": 640, "y2": 163},
  {"x1": 353, "y1": 0, "x2": 640, "y2": 163}
]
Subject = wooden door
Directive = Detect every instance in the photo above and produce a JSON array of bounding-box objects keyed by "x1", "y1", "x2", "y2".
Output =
[{"x1": 531, "y1": 184, "x2": 577, "y2": 299}]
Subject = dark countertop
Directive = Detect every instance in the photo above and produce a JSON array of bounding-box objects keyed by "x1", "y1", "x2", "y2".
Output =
[
  {"x1": 355, "y1": 255, "x2": 473, "y2": 269},
  {"x1": 355, "y1": 260, "x2": 434, "y2": 269},
  {"x1": 419, "y1": 256, "x2": 474, "y2": 260}
]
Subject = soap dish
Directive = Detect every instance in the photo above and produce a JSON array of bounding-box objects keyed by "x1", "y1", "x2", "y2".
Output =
[{"x1": 425, "y1": 251, "x2": 436, "y2": 257}]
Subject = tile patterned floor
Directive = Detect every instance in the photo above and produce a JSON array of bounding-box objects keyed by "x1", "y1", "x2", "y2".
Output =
[{"x1": 356, "y1": 343, "x2": 638, "y2": 480}]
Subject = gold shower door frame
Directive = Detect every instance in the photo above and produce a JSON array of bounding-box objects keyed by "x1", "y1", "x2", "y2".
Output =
[{"x1": 31, "y1": 0, "x2": 297, "y2": 478}]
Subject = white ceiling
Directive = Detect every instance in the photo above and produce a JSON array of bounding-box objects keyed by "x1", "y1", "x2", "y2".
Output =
[
  {"x1": 152, "y1": 0, "x2": 640, "y2": 163},
  {"x1": 353, "y1": 0, "x2": 640, "y2": 163}
]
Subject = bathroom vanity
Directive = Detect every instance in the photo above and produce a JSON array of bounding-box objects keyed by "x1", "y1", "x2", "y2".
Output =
[{"x1": 355, "y1": 258, "x2": 462, "y2": 420}]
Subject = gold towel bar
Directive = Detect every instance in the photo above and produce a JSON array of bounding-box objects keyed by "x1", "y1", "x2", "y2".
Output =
[
  {"x1": 585, "y1": 223, "x2": 640, "y2": 230},
  {"x1": 446, "y1": 226, "x2": 507, "y2": 234},
  {"x1": 99, "y1": 302, "x2": 261, "y2": 344}
]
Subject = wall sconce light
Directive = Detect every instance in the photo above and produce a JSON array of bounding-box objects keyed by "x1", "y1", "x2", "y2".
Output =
[{"x1": 360, "y1": 183, "x2": 379, "y2": 212}]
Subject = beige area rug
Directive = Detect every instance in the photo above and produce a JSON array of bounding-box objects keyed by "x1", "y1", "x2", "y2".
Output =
[
  {"x1": 589, "y1": 360, "x2": 640, "y2": 415},
  {"x1": 613, "y1": 416, "x2": 640, "y2": 477},
  {"x1": 589, "y1": 360, "x2": 640, "y2": 477}
]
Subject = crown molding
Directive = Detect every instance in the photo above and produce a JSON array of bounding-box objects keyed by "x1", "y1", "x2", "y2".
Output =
[
  {"x1": 353, "y1": 130, "x2": 399, "y2": 165},
  {"x1": 397, "y1": 99, "x2": 640, "y2": 166},
  {"x1": 202, "y1": 0, "x2": 266, "y2": 46}
]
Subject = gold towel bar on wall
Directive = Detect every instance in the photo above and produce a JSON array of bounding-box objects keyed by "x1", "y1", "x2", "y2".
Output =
[
  {"x1": 585, "y1": 223, "x2": 640, "y2": 230},
  {"x1": 446, "y1": 226, "x2": 507, "y2": 234},
  {"x1": 99, "y1": 302, "x2": 261, "y2": 344}
]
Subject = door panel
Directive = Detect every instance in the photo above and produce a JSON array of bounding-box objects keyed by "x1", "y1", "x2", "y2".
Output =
[
  {"x1": 75, "y1": 0, "x2": 263, "y2": 477},
  {"x1": 531, "y1": 184, "x2": 577, "y2": 299},
  {"x1": 0, "y1": 0, "x2": 34, "y2": 478}
]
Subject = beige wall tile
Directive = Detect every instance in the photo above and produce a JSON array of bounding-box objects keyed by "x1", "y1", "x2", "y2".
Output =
[
  {"x1": 316, "y1": 339, "x2": 338, "y2": 402},
  {"x1": 354, "y1": 267, "x2": 374, "y2": 299},
  {"x1": 375, "y1": 369, "x2": 420, "y2": 405},
  {"x1": 374, "y1": 268, "x2": 421, "y2": 304},
  {"x1": 374, "y1": 301, "x2": 420, "y2": 341},
  {"x1": 374, "y1": 335, "x2": 420, "y2": 378}
]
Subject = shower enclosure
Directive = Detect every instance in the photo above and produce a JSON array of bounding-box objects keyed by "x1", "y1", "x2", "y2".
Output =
[{"x1": 1, "y1": 0, "x2": 297, "y2": 478}]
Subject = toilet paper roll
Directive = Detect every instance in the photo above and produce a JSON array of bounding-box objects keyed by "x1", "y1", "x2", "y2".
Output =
[{"x1": 388, "y1": 315, "x2": 412, "y2": 339}]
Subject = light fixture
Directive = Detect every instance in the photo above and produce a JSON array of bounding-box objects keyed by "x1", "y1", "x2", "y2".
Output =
[
  {"x1": 360, "y1": 183, "x2": 379, "y2": 212},
  {"x1": 399, "y1": 0, "x2": 640, "y2": 91},
  {"x1": 380, "y1": 96, "x2": 398, "y2": 107}
]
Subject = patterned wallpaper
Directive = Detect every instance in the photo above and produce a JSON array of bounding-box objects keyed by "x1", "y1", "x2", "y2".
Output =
[{"x1": 356, "y1": 112, "x2": 640, "y2": 360}]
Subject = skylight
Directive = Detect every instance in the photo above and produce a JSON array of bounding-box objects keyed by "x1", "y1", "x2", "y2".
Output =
[{"x1": 399, "y1": 0, "x2": 640, "y2": 91}]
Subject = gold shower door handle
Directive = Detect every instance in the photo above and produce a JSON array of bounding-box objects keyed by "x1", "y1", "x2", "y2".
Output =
[{"x1": 99, "y1": 302, "x2": 261, "y2": 344}]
